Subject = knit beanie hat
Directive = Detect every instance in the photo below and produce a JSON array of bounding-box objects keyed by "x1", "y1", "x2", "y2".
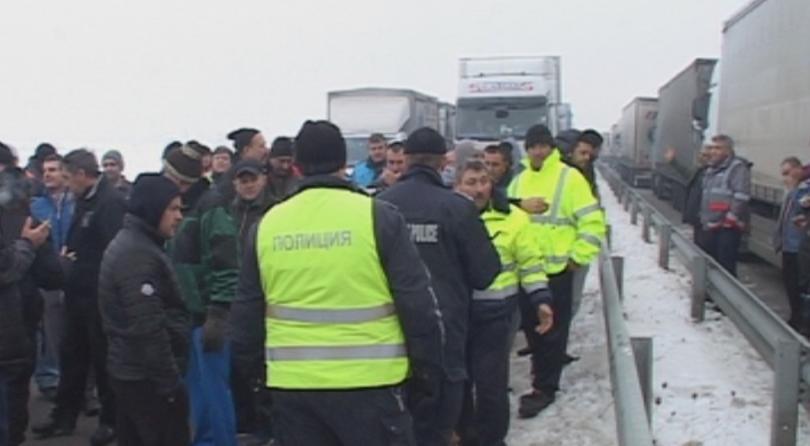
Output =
[
  {"x1": 128, "y1": 173, "x2": 181, "y2": 230},
  {"x1": 102, "y1": 150, "x2": 125, "y2": 168},
  {"x1": 526, "y1": 125, "x2": 554, "y2": 148},
  {"x1": 163, "y1": 144, "x2": 203, "y2": 183},
  {"x1": 405, "y1": 128, "x2": 447, "y2": 155},
  {"x1": 227, "y1": 128, "x2": 260, "y2": 155},
  {"x1": 294, "y1": 120, "x2": 346, "y2": 176},
  {"x1": 270, "y1": 137, "x2": 295, "y2": 158},
  {"x1": 555, "y1": 129, "x2": 582, "y2": 156}
]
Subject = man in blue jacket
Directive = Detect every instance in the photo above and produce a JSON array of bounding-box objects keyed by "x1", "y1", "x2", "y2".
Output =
[
  {"x1": 350, "y1": 133, "x2": 387, "y2": 188},
  {"x1": 30, "y1": 154, "x2": 74, "y2": 400}
]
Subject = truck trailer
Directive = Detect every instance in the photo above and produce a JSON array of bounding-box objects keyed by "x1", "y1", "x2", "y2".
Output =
[
  {"x1": 650, "y1": 59, "x2": 718, "y2": 210},
  {"x1": 327, "y1": 88, "x2": 442, "y2": 165},
  {"x1": 615, "y1": 97, "x2": 659, "y2": 187},
  {"x1": 709, "y1": 0, "x2": 810, "y2": 265}
]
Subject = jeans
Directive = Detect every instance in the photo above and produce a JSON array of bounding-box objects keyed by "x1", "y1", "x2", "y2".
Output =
[
  {"x1": 272, "y1": 386, "x2": 415, "y2": 446},
  {"x1": 34, "y1": 290, "x2": 64, "y2": 391},
  {"x1": 186, "y1": 327, "x2": 237, "y2": 446}
]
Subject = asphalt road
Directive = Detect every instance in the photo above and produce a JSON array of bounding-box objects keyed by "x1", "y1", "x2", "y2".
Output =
[{"x1": 23, "y1": 387, "x2": 101, "y2": 446}]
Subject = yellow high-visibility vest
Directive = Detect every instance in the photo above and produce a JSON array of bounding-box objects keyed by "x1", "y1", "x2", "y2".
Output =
[{"x1": 256, "y1": 187, "x2": 408, "y2": 389}]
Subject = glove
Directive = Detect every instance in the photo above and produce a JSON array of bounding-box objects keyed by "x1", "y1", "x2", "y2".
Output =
[
  {"x1": 157, "y1": 378, "x2": 186, "y2": 404},
  {"x1": 202, "y1": 305, "x2": 229, "y2": 352},
  {"x1": 408, "y1": 360, "x2": 442, "y2": 401}
]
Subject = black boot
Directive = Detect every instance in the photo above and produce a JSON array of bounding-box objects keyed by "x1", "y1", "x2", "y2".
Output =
[
  {"x1": 518, "y1": 390, "x2": 555, "y2": 419},
  {"x1": 90, "y1": 424, "x2": 116, "y2": 446},
  {"x1": 31, "y1": 416, "x2": 75, "y2": 439}
]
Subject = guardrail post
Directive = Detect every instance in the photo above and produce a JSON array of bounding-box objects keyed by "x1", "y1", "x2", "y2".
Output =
[
  {"x1": 690, "y1": 255, "x2": 707, "y2": 322},
  {"x1": 658, "y1": 224, "x2": 671, "y2": 270},
  {"x1": 612, "y1": 256, "x2": 624, "y2": 302},
  {"x1": 771, "y1": 338, "x2": 800, "y2": 446},
  {"x1": 630, "y1": 197, "x2": 639, "y2": 224},
  {"x1": 606, "y1": 224, "x2": 613, "y2": 249},
  {"x1": 624, "y1": 190, "x2": 632, "y2": 212},
  {"x1": 631, "y1": 337, "x2": 654, "y2": 425},
  {"x1": 641, "y1": 207, "x2": 652, "y2": 243}
]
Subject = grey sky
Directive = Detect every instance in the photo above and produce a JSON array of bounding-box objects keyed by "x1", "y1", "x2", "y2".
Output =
[{"x1": 1, "y1": 0, "x2": 747, "y2": 174}]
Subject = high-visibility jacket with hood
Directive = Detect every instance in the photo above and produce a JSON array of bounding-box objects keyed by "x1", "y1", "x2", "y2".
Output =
[
  {"x1": 507, "y1": 149, "x2": 605, "y2": 274},
  {"x1": 475, "y1": 193, "x2": 551, "y2": 306},
  {"x1": 255, "y1": 185, "x2": 409, "y2": 389}
]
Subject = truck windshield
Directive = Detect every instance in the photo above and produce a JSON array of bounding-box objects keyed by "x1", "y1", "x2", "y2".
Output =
[{"x1": 456, "y1": 100, "x2": 547, "y2": 140}]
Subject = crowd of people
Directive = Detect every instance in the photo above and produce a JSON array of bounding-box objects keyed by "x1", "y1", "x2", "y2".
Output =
[{"x1": 0, "y1": 121, "x2": 610, "y2": 446}]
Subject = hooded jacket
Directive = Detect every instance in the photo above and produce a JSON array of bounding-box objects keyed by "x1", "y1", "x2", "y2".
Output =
[{"x1": 99, "y1": 215, "x2": 190, "y2": 393}]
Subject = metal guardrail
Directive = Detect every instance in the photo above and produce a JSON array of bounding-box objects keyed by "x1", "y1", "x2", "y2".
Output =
[
  {"x1": 598, "y1": 245, "x2": 656, "y2": 446},
  {"x1": 599, "y1": 164, "x2": 808, "y2": 446}
]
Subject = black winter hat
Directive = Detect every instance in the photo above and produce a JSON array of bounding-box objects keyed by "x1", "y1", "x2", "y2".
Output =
[
  {"x1": 0, "y1": 141, "x2": 16, "y2": 166},
  {"x1": 227, "y1": 128, "x2": 260, "y2": 155},
  {"x1": 405, "y1": 127, "x2": 446, "y2": 155},
  {"x1": 579, "y1": 129, "x2": 604, "y2": 148},
  {"x1": 270, "y1": 136, "x2": 294, "y2": 158},
  {"x1": 128, "y1": 173, "x2": 181, "y2": 230},
  {"x1": 34, "y1": 143, "x2": 57, "y2": 160},
  {"x1": 163, "y1": 141, "x2": 182, "y2": 160},
  {"x1": 526, "y1": 124, "x2": 555, "y2": 148},
  {"x1": 163, "y1": 144, "x2": 203, "y2": 183},
  {"x1": 556, "y1": 129, "x2": 582, "y2": 155},
  {"x1": 294, "y1": 120, "x2": 346, "y2": 176}
]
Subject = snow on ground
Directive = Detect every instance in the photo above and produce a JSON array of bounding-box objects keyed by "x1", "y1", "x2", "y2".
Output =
[
  {"x1": 600, "y1": 178, "x2": 810, "y2": 445},
  {"x1": 506, "y1": 176, "x2": 810, "y2": 445},
  {"x1": 507, "y1": 234, "x2": 616, "y2": 444}
]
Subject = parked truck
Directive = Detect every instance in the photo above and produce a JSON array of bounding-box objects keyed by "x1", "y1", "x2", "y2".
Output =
[
  {"x1": 455, "y1": 56, "x2": 563, "y2": 150},
  {"x1": 615, "y1": 97, "x2": 658, "y2": 187},
  {"x1": 327, "y1": 88, "x2": 442, "y2": 165},
  {"x1": 650, "y1": 59, "x2": 718, "y2": 210},
  {"x1": 705, "y1": 0, "x2": 810, "y2": 265}
]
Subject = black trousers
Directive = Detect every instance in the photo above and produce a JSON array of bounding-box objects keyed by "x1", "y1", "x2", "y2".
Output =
[
  {"x1": 702, "y1": 228, "x2": 742, "y2": 277},
  {"x1": 458, "y1": 299, "x2": 515, "y2": 446},
  {"x1": 110, "y1": 378, "x2": 189, "y2": 446},
  {"x1": 407, "y1": 376, "x2": 464, "y2": 446},
  {"x1": 522, "y1": 269, "x2": 574, "y2": 394},
  {"x1": 53, "y1": 300, "x2": 115, "y2": 427},
  {"x1": 271, "y1": 386, "x2": 415, "y2": 446},
  {"x1": 782, "y1": 253, "x2": 802, "y2": 328}
]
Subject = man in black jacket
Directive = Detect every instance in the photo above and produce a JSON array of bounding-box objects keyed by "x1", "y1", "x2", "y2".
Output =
[
  {"x1": 378, "y1": 127, "x2": 501, "y2": 446},
  {"x1": 33, "y1": 149, "x2": 126, "y2": 445},
  {"x1": 99, "y1": 174, "x2": 190, "y2": 446},
  {"x1": 0, "y1": 142, "x2": 52, "y2": 446},
  {"x1": 232, "y1": 121, "x2": 444, "y2": 445}
]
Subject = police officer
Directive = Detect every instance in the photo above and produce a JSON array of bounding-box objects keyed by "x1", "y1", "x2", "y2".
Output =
[
  {"x1": 508, "y1": 124, "x2": 606, "y2": 418},
  {"x1": 453, "y1": 160, "x2": 553, "y2": 446},
  {"x1": 233, "y1": 120, "x2": 443, "y2": 445},
  {"x1": 379, "y1": 127, "x2": 501, "y2": 446}
]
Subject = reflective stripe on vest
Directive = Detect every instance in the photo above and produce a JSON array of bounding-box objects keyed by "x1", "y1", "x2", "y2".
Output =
[
  {"x1": 473, "y1": 284, "x2": 519, "y2": 301},
  {"x1": 574, "y1": 203, "x2": 602, "y2": 219},
  {"x1": 579, "y1": 233, "x2": 602, "y2": 248},
  {"x1": 257, "y1": 188, "x2": 408, "y2": 389},
  {"x1": 548, "y1": 167, "x2": 572, "y2": 225},
  {"x1": 266, "y1": 303, "x2": 395, "y2": 324},
  {"x1": 266, "y1": 344, "x2": 407, "y2": 361},
  {"x1": 523, "y1": 280, "x2": 549, "y2": 294}
]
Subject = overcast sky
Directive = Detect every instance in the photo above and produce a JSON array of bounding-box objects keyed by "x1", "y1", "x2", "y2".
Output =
[{"x1": 0, "y1": 0, "x2": 748, "y2": 174}]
